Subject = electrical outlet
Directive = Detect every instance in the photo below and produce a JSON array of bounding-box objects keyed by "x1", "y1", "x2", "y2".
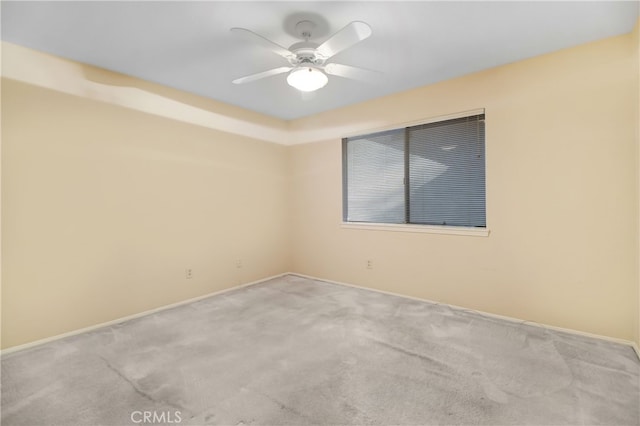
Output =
[
  {"x1": 366, "y1": 260, "x2": 373, "y2": 269},
  {"x1": 185, "y1": 268, "x2": 193, "y2": 279},
  {"x1": 236, "y1": 259, "x2": 243, "y2": 269}
]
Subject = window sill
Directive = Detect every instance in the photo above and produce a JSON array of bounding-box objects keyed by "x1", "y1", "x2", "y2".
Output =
[{"x1": 340, "y1": 222, "x2": 490, "y2": 237}]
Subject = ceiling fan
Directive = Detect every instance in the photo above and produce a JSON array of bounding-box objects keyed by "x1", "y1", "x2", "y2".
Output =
[{"x1": 231, "y1": 20, "x2": 375, "y2": 92}]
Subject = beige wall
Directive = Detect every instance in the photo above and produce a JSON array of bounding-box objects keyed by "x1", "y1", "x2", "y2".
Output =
[
  {"x1": 1, "y1": 78, "x2": 290, "y2": 349},
  {"x1": 634, "y1": 19, "x2": 640, "y2": 348},
  {"x1": 2, "y1": 29, "x2": 639, "y2": 349},
  {"x1": 289, "y1": 32, "x2": 638, "y2": 342}
]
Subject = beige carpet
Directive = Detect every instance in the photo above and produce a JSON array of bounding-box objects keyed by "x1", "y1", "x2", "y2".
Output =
[{"x1": 2, "y1": 274, "x2": 638, "y2": 425}]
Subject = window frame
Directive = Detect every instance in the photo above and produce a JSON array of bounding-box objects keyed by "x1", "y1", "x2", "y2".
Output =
[{"x1": 341, "y1": 109, "x2": 489, "y2": 237}]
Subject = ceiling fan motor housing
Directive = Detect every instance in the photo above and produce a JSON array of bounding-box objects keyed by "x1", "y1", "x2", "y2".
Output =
[{"x1": 288, "y1": 41, "x2": 325, "y2": 66}]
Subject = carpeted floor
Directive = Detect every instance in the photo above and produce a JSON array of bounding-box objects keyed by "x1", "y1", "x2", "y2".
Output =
[{"x1": 1, "y1": 274, "x2": 639, "y2": 425}]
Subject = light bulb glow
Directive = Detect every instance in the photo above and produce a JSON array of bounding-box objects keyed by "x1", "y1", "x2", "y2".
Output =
[{"x1": 287, "y1": 66, "x2": 328, "y2": 92}]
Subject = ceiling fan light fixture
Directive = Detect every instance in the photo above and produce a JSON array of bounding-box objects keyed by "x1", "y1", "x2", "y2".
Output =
[{"x1": 287, "y1": 66, "x2": 328, "y2": 92}]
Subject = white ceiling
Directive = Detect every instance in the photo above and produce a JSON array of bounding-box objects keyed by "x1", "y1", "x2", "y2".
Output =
[{"x1": 2, "y1": 1, "x2": 638, "y2": 120}]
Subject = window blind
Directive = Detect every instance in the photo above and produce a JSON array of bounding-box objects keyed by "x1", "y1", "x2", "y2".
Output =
[
  {"x1": 343, "y1": 113, "x2": 486, "y2": 228},
  {"x1": 408, "y1": 115, "x2": 485, "y2": 227},
  {"x1": 344, "y1": 129, "x2": 405, "y2": 223}
]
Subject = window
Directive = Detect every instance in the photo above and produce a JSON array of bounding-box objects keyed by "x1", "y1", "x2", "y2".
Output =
[{"x1": 343, "y1": 112, "x2": 485, "y2": 228}]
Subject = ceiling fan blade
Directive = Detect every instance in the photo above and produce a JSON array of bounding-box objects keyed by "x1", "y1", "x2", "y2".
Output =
[
  {"x1": 232, "y1": 67, "x2": 292, "y2": 85},
  {"x1": 230, "y1": 27, "x2": 295, "y2": 60},
  {"x1": 324, "y1": 63, "x2": 380, "y2": 83},
  {"x1": 316, "y1": 21, "x2": 372, "y2": 59}
]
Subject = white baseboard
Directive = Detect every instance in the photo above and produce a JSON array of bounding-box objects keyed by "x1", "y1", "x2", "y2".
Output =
[
  {"x1": 290, "y1": 273, "x2": 639, "y2": 357},
  {"x1": 4, "y1": 271, "x2": 639, "y2": 363},
  {"x1": 1, "y1": 273, "x2": 287, "y2": 356}
]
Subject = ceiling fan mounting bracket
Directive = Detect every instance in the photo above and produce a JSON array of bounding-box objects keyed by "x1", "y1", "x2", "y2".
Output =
[{"x1": 294, "y1": 20, "x2": 316, "y2": 40}]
